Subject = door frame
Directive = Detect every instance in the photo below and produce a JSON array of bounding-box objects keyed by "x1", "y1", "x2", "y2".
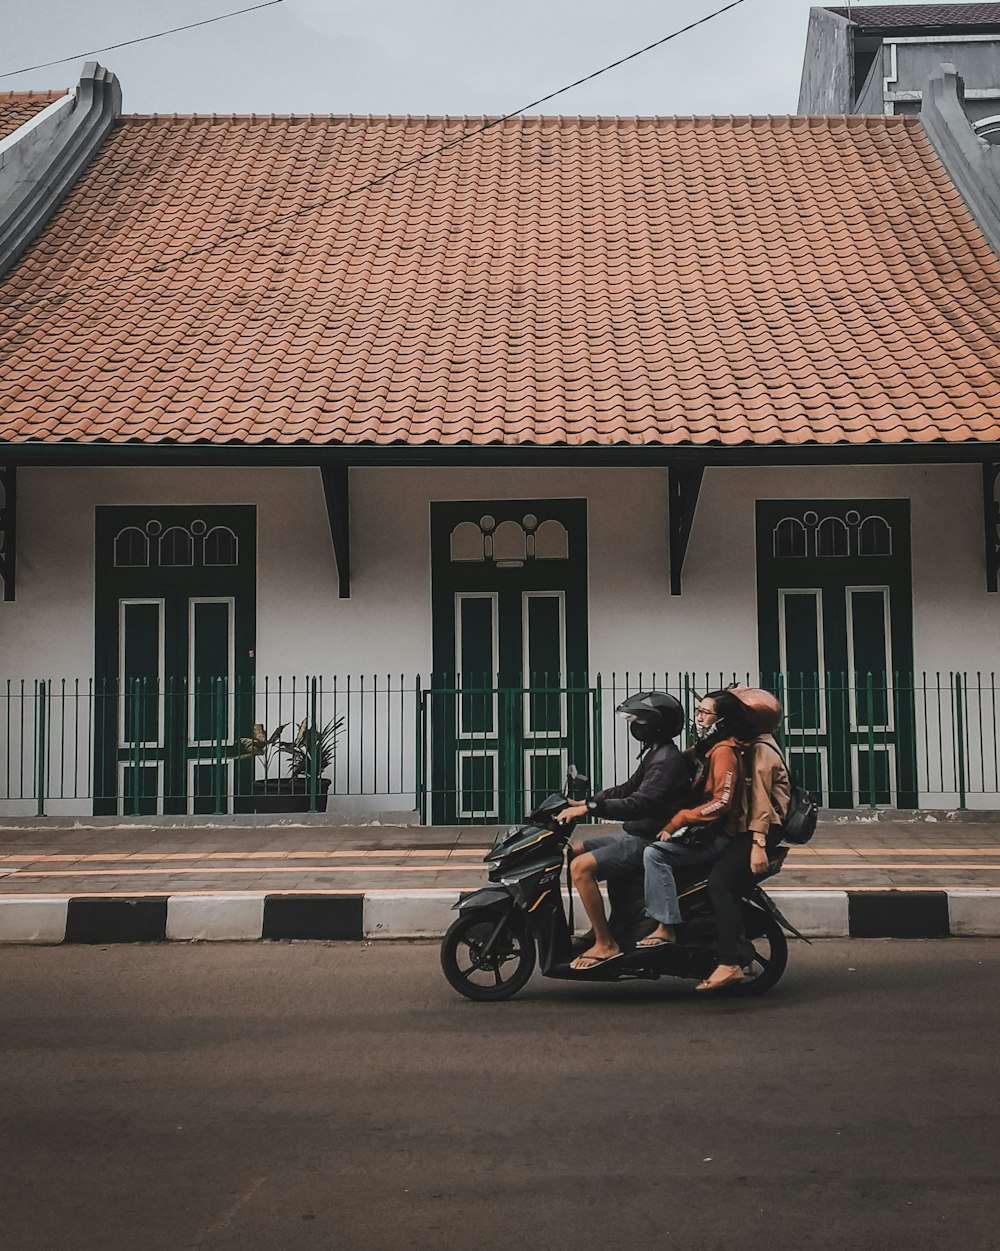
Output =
[
  {"x1": 755, "y1": 498, "x2": 917, "y2": 808},
  {"x1": 429, "y1": 498, "x2": 590, "y2": 822},
  {"x1": 93, "y1": 505, "x2": 257, "y2": 815}
]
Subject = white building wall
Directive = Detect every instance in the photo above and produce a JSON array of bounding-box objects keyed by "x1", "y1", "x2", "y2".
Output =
[{"x1": 1, "y1": 461, "x2": 996, "y2": 814}]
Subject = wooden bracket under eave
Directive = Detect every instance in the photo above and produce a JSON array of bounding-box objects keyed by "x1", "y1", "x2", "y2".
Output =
[
  {"x1": 668, "y1": 465, "x2": 704, "y2": 596},
  {"x1": 0, "y1": 465, "x2": 15, "y2": 602},
  {"x1": 984, "y1": 463, "x2": 1000, "y2": 592},
  {"x1": 321, "y1": 464, "x2": 351, "y2": 598}
]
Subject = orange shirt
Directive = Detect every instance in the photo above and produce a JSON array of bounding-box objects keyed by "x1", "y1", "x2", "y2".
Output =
[{"x1": 662, "y1": 738, "x2": 744, "y2": 836}]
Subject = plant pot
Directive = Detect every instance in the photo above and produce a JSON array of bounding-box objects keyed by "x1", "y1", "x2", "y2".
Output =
[{"x1": 252, "y1": 778, "x2": 332, "y2": 814}]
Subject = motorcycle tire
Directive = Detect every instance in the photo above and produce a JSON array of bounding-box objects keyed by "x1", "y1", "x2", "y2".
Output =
[
  {"x1": 440, "y1": 908, "x2": 536, "y2": 1002},
  {"x1": 716, "y1": 904, "x2": 789, "y2": 998}
]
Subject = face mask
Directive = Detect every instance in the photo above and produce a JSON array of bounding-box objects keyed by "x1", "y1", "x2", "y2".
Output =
[{"x1": 695, "y1": 716, "x2": 724, "y2": 741}]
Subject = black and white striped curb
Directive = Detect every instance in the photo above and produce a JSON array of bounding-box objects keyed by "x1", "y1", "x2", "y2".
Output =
[{"x1": 1, "y1": 889, "x2": 1000, "y2": 943}]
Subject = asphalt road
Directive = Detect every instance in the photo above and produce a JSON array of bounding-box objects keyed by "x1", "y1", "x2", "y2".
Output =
[{"x1": 2, "y1": 941, "x2": 998, "y2": 1251}]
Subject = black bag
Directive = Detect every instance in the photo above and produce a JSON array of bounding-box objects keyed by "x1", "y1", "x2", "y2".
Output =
[
  {"x1": 781, "y1": 783, "x2": 819, "y2": 845},
  {"x1": 668, "y1": 818, "x2": 728, "y2": 850},
  {"x1": 760, "y1": 742, "x2": 818, "y2": 845}
]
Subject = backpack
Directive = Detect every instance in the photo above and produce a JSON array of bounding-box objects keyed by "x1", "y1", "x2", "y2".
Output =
[{"x1": 758, "y1": 741, "x2": 819, "y2": 846}]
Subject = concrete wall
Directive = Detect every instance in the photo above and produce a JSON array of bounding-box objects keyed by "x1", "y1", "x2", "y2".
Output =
[
  {"x1": 890, "y1": 39, "x2": 1000, "y2": 98},
  {"x1": 855, "y1": 49, "x2": 887, "y2": 115},
  {"x1": 798, "y1": 7, "x2": 854, "y2": 114},
  {"x1": 2, "y1": 462, "x2": 993, "y2": 679},
  {"x1": 1, "y1": 462, "x2": 996, "y2": 814}
]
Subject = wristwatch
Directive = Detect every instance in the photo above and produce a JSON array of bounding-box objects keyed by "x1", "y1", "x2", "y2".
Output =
[
  {"x1": 752, "y1": 836, "x2": 767, "y2": 848},
  {"x1": 586, "y1": 798, "x2": 599, "y2": 815}
]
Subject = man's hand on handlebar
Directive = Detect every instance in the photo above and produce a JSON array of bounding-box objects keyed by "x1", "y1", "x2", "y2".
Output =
[{"x1": 555, "y1": 803, "x2": 588, "y2": 825}]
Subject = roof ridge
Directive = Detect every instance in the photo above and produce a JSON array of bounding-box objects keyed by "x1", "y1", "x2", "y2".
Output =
[{"x1": 116, "y1": 111, "x2": 919, "y2": 126}]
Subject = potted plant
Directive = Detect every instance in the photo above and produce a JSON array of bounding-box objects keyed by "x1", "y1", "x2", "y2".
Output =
[{"x1": 238, "y1": 717, "x2": 343, "y2": 813}]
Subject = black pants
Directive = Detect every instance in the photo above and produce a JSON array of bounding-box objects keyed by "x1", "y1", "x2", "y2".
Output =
[{"x1": 707, "y1": 829, "x2": 780, "y2": 966}]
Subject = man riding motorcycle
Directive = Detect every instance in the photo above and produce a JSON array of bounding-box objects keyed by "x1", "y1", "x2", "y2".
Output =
[{"x1": 555, "y1": 691, "x2": 688, "y2": 971}]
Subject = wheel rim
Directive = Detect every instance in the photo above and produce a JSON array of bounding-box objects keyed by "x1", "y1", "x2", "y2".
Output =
[
  {"x1": 739, "y1": 926, "x2": 778, "y2": 985},
  {"x1": 454, "y1": 918, "x2": 529, "y2": 992}
]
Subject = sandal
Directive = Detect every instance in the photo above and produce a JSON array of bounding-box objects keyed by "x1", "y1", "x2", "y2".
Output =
[{"x1": 695, "y1": 965, "x2": 745, "y2": 992}]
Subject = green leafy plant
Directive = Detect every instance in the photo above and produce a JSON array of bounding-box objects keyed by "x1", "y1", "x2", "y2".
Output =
[
  {"x1": 237, "y1": 722, "x2": 288, "y2": 780},
  {"x1": 281, "y1": 717, "x2": 344, "y2": 782}
]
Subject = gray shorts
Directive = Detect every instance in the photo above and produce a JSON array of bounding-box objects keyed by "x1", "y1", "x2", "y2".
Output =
[{"x1": 580, "y1": 831, "x2": 648, "y2": 880}]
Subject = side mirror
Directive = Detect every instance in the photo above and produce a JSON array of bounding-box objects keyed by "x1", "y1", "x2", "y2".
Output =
[{"x1": 566, "y1": 765, "x2": 590, "y2": 792}]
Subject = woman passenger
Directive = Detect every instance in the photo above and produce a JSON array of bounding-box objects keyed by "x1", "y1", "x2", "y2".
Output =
[
  {"x1": 638, "y1": 690, "x2": 753, "y2": 949},
  {"x1": 696, "y1": 686, "x2": 791, "y2": 992}
]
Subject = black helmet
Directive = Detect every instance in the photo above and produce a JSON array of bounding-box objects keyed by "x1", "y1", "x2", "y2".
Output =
[{"x1": 616, "y1": 691, "x2": 685, "y2": 744}]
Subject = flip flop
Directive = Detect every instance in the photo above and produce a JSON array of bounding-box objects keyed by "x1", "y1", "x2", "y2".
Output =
[
  {"x1": 569, "y1": 952, "x2": 624, "y2": 971},
  {"x1": 635, "y1": 935, "x2": 675, "y2": 949}
]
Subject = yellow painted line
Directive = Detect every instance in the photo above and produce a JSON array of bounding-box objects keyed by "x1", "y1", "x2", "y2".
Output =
[
  {"x1": 1, "y1": 864, "x2": 496, "y2": 877},
  {"x1": 6, "y1": 862, "x2": 1000, "y2": 881},
  {"x1": 5, "y1": 846, "x2": 1000, "y2": 866},
  {"x1": 780, "y1": 850, "x2": 1000, "y2": 860},
  {"x1": 0, "y1": 848, "x2": 489, "y2": 863}
]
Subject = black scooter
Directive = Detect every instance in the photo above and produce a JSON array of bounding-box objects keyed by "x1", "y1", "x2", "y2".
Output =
[{"x1": 440, "y1": 769, "x2": 804, "y2": 1002}]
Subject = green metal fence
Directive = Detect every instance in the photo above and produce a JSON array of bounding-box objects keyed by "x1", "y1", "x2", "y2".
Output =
[{"x1": 2, "y1": 671, "x2": 999, "y2": 819}]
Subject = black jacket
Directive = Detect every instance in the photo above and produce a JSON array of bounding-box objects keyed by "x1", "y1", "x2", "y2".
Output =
[{"x1": 590, "y1": 741, "x2": 691, "y2": 840}]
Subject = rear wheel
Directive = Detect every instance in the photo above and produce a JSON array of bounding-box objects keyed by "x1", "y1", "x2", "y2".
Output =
[
  {"x1": 440, "y1": 908, "x2": 536, "y2": 1002},
  {"x1": 716, "y1": 905, "x2": 788, "y2": 997}
]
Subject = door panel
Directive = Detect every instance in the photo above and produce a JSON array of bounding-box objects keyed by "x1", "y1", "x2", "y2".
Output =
[
  {"x1": 757, "y1": 499, "x2": 916, "y2": 809},
  {"x1": 431, "y1": 500, "x2": 589, "y2": 823},
  {"x1": 95, "y1": 506, "x2": 255, "y2": 815}
]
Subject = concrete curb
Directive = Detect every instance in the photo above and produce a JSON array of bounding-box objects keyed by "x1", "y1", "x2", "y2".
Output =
[{"x1": 1, "y1": 888, "x2": 1000, "y2": 943}]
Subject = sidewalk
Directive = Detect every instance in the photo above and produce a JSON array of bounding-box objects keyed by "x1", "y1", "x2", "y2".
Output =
[{"x1": 2, "y1": 817, "x2": 999, "y2": 942}]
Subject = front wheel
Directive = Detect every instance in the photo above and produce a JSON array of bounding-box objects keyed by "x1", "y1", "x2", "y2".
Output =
[
  {"x1": 441, "y1": 908, "x2": 536, "y2": 1002},
  {"x1": 717, "y1": 904, "x2": 789, "y2": 998}
]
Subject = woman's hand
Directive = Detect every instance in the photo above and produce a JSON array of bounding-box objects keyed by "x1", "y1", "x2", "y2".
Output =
[
  {"x1": 750, "y1": 842, "x2": 769, "y2": 875},
  {"x1": 555, "y1": 803, "x2": 588, "y2": 825}
]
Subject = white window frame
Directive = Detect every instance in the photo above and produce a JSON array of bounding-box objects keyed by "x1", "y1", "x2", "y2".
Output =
[
  {"x1": 846, "y1": 585, "x2": 895, "y2": 733},
  {"x1": 187, "y1": 597, "x2": 236, "y2": 747},
  {"x1": 521, "y1": 590, "x2": 567, "y2": 740},
  {"x1": 118, "y1": 598, "x2": 165, "y2": 749},
  {"x1": 778, "y1": 588, "x2": 827, "y2": 734}
]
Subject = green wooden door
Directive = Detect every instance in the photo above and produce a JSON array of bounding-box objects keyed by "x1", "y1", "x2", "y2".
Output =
[
  {"x1": 430, "y1": 500, "x2": 590, "y2": 823},
  {"x1": 756, "y1": 500, "x2": 917, "y2": 808},
  {"x1": 94, "y1": 506, "x2": 256, "y2": 815}
]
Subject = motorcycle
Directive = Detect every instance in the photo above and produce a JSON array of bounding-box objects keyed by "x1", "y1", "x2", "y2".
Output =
[{"x1": 440, "y1": 768, "x2": 805, "y2": 1002}]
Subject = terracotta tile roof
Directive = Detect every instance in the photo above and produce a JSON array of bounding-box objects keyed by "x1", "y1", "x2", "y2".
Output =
[
  {"x1": 829, "y1": 4, "x2": 1000, "y2": 28},
  {"x1": 0, "y1": 91, "x2": 63, "y2": 142},
  {"x1": 3, "y1": 112, "x2": 1000, "y2": 448}
]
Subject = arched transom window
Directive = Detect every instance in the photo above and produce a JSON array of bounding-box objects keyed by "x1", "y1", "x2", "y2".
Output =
[
  {"x1": 773, "y1": 509, "x2": 893, "y2": 559},
  {"x1": 450, "y1": 513, "x2": 569, "y2": 567},
  {"x1": 113, "y1": 519, "x2": 240, "y2": 569}
]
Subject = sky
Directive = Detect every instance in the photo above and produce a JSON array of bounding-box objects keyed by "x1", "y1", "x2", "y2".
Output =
[{"x1": 0, "y1": 0, "x2": 914, "y2": 119}]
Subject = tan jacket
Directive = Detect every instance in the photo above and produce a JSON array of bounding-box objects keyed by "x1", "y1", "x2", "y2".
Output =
[{"x1": 741, "y1": 734, "x2": 791, "y2": 838}]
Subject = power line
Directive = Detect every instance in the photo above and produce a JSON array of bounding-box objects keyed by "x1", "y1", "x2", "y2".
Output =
[
  {"x1": 0, "y1": 0, "x2": 750, "y2": 312},
  {"x1": 146, "y1": 0, "x2": 752, "y2": 272},
  {"x1": 0, "y1": 0, "x2": 285, "y2": 80}
]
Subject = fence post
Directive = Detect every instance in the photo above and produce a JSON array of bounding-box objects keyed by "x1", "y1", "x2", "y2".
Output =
[
  {"x1": 309, "y1": 676, "x2": 318, "y2": 814},
  {"x1": 593, "y1": 674, "x2": 603, "y2": 794},
  {"x1": 955, "y1": 672, "x2": 967, "y2": 810},
  {"x1": 132, "y1": 679, "x2": 142, "y2": 816},
  {"x1": 35, "y1": 679, "x2": 47, "y2": 817},
  {"x1": 865, "y1": 672, "x2": 877, "y2": 812},
  {"x1": 414, "y1": 675, "x2": 424, "y2": 823}
]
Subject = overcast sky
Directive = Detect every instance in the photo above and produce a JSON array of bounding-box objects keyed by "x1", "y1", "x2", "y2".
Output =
[{"x1": 0, "y1": 0, "x2": 910, "y2": 117}]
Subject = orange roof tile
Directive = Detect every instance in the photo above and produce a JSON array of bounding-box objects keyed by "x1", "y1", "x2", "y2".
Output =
[
  {"x1": 2, "y1": 112, "x2": 1000, "y2": 448},
  {"x1": 0, "y1": 90, "x2": 64, "y2": 142}
]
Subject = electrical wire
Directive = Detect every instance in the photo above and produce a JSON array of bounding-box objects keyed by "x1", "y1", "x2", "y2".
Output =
[
  {"x1": 145, "y1": 0, "x2": 751, "y2": 272},
  {"x1": 0, "y1": 0, "x2": 285, "y2": 80},
  {"x1": 0, "y1": 0, "x2": 751, "y2": 311}
]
